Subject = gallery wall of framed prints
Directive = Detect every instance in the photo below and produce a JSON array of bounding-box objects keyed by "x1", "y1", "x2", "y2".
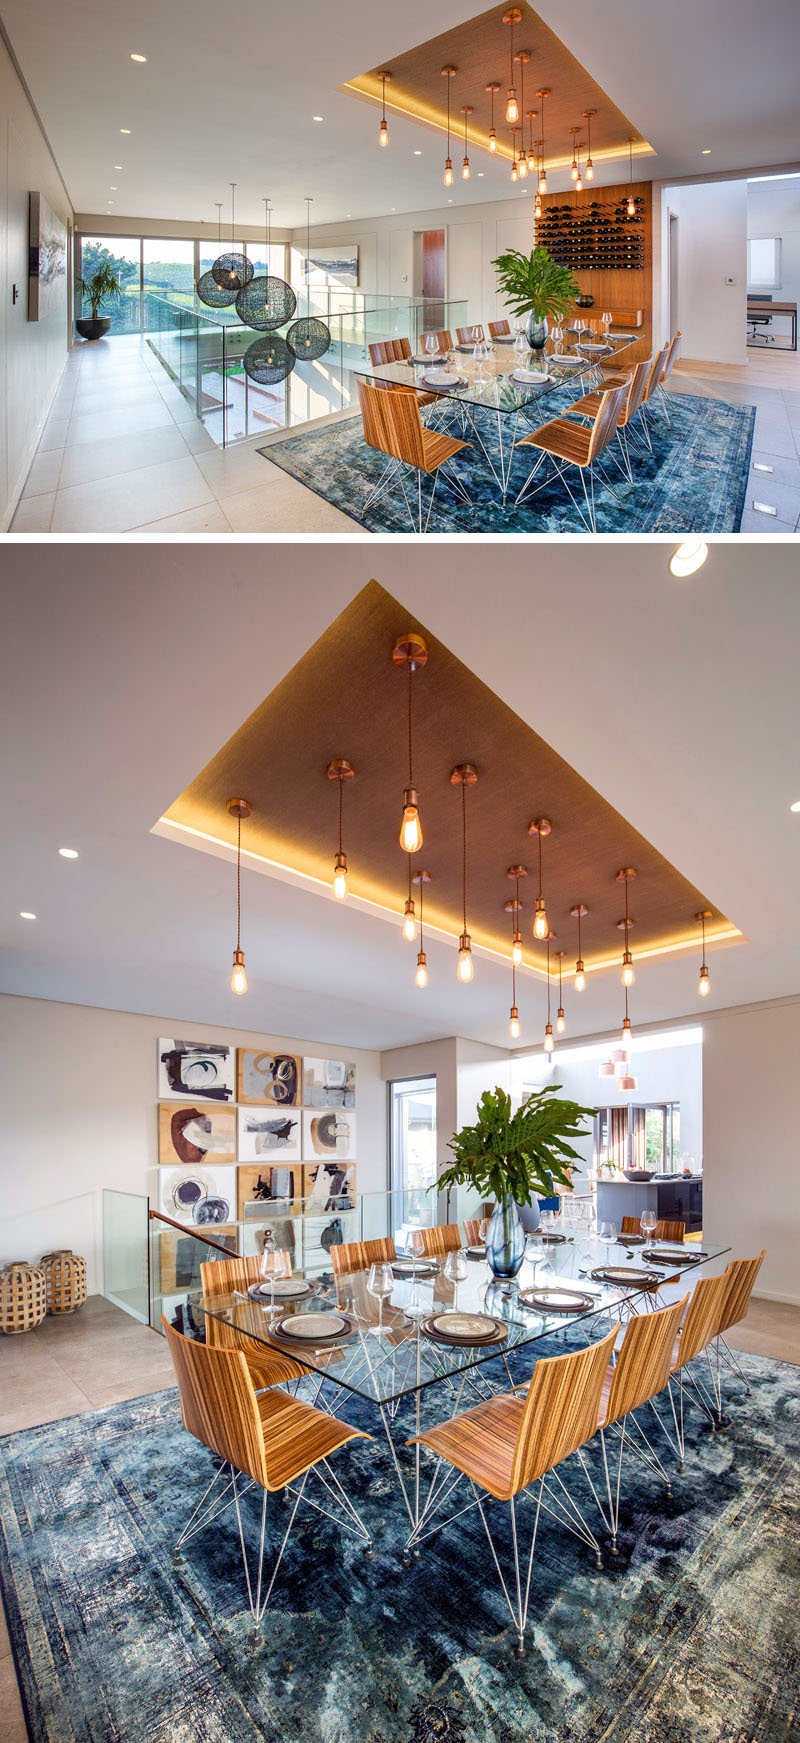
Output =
[{"x1": 156, "y1": 1039, "x2": 358, "y2": 1234}]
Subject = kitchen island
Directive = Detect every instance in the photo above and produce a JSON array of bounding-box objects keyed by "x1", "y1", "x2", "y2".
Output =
[{"x1": 595, "y1": 1173, "x2": 702, "y2": 1233}]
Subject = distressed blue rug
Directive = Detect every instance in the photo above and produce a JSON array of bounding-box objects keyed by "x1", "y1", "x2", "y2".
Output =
[
  {"x1": 258, "y1": 390, "x2": 755, "y2": 534},
  {"x1": 0, "y1": 1348, "x2": 798, "y2": 1743}
]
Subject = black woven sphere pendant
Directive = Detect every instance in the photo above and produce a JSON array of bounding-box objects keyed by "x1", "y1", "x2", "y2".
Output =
[
  {"x1": 243, "y1": 333, "x2": 295, "y2": 385},
  {"x1": 211, "y1": 252, "x2": 254, "y2": 293},
  {"x1": 286, "y1": 316, "x2": 332, "y2": 361},
  {"x1": 196, "y1": 271, "x2": 236, "y2": 310},
  {"x1": 235, "y1": 275, "x2": 297, "y2": 332}
]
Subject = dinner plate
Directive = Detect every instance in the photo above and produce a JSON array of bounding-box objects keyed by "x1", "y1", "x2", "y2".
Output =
[
  {"x1": 518, "y1": 1288, "x2": 596, "y2": 1314},
  {"x1": 391, "y1": 1257, "x2": 438, "y2": 1277},
  {"x1": 493, "y1": 334, "x2": 515, "y2": 343},
  {"x1": 615, "y1": 1233, "x2": 646, "y2": 1245},
  {"x1": 455, "y1": 343, "x2": 476, "y2": 352},
  {"x1": 248, "y1": 1278, "x2": 311, "y2": 1301},
  {"x1": 466, "y1": 1244, "x2": 486, "y2": 1259},
  {"x1": 529, "y1": 1231, "x2": 566, "y2": 1244},
  {"x1": 589, "y1": 1266, "x2": 662, "y2": 1288},
  {"x1": 422, "y1": 371, "x2": 466, "y2": 389},
  {"x1": 421, "y1": 1314, "x2": 507, "y2": 1348},
  {"x1": 512, "y1": 369, "x2": 552, "y2": 385},
  {"x1": 581, "y1": 341, "x2": 612, "y2": 352},
  {"x1": 647, "y1": 1250, "x2": 700, "y2": 1266},
  {"x1": 431, "y1": 1311, "x2": 496, "y2": 1339},
  {"x1": 277, "y1": 1311, "x2": 348, "y2": 1340},
  {"x1": 549, "y1": 353, "x2": 578, "y2": 365},
  {"x1": 410, "y1": 354, "x2": 439, "y2": 364}
]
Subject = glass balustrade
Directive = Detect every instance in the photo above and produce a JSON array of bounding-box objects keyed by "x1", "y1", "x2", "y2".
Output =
[{"x1": 143, "y1": 292, "x2": 468, "y2": 448}]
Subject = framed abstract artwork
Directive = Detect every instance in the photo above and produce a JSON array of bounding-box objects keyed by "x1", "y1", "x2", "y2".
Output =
[
  {"x1": 240, "y1": 1212, "x2": 298, "y2": 1262},
  {"x1": 302, "y1": 1056, "x2": 356, "y2": 1109},
  {"x1": 303, "y1": 1161, "x2": 357, "y2": 1211},
  {"x1": 158, "y1": 1038, "x2": 235, "y2": 1102},
  {"x1": 237, "y1": 1164, "x2": 302, "y2": 1220},
  {"x1": 237, "y1": 1048, "x2": 302, "y2": 1107},
  {"x1": 157, "y1": 1224, "x2": 237, "y2": 1294},
  {"x1": 159, "y1": 1164, "x2": 237, "y2": 1228},
  {"x1": 302, "y1": 245, "x2": 359, "y2": 288},
  {"x1": 302, "y1": 1108, "x2": 356, "y2": 1161},
  {"x1": 158, "y1": 1101, "x2": 236, "y2": 1168},
  {"x1": 238, "y1": 1106, "x2": 301, "y2": 1162},
  {"x1": 28, "y1": 192, "x2": 67, "y2": 322}
]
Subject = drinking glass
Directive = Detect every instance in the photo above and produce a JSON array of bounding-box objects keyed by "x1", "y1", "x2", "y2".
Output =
[
  {"x1": 513, "y1": 319, "x2": 528, "y2": 362},
  {"x1": 474, "y1": 338, "x2": 488, "y2": 378},
  {"x1": 424, "y1": 332, "x2": 439, "y2": 360},
  {"x1": 551, "y1": 321, "x2": 564, "y2": 353},
  {"x1": 260, "y1": 1238, "x2": 290, "y2": 1311},
  {"x1": 640, "y1": 1210, "x2": 657, "y2": 1249},
  {"x1": 601, "y1": 309, "x2": 612, "y2": 339},
  {"x1": 539, "y1": 1209, "x2": 556, "y2": 1236},
  {"x1": 444, "y1": 1249, "x2": 468, "y2": 1311},
  {"x1": 367, "y1": 1261, "x2": 394, "y2": 1333},
  {"x1": 598, "y1": 1221, "x2": 617, "y2": 1247},
  {"x1": 478, "y1": 1217, "x2": 490, "y2": 1244}
]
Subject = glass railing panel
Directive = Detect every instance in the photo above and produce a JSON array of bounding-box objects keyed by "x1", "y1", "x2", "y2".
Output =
[
  {"x1": 149, "y1": 1211, "x2": 239, "y2": 1335},
  {"x1": 102, "y1": 1188, "x2": 150, "y2": 1324}
]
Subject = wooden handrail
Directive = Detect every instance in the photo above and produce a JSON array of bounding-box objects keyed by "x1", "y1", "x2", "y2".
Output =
[{"x1": 148, "y1": 1208, "x2": 240, "y2": 1258}]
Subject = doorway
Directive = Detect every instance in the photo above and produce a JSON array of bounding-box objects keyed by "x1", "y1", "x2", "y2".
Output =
[
  {"x1": 414, "y1": 229, "x2": 445, "y2": 329},
  {"x1": 668, "y1": 212, "x2": 680, "y2": 338}
]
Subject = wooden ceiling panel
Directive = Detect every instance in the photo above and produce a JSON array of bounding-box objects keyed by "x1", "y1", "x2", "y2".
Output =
[
  {"x1": 164, "y1": 581, "x2": 736, "y2": 976},
  {"x1": 341, "y1": 3, "x2": 655, "y2": 168}
]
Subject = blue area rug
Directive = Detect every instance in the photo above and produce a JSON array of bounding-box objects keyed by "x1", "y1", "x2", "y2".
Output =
[
  {"x1": 0, "y1": 1346, "x2": 797, "y2": 1742},
  {"x1": 258, "y1": 390, "x2": 755, "y2": 534}
]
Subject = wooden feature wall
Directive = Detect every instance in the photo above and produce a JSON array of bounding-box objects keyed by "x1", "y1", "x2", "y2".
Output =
[{"x1": 536, "y1": 180, "x2": 652, "y2": 366}]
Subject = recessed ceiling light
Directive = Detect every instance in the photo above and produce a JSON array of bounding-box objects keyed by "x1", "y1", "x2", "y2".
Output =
[
  {"x1": 312, "y1": 115, "x2": 324, "y2": 122},
  {"x1": 413, "y1": 150, "x2": 422, "y2": 156},
  {"x1": 478, "y1": 171, "x2": 484, "y2": 177},
  {"x1": 120, "y1": 128, "x2": 131, "y2": 134},
  {"x1": 110, "y1": 186, "x2": 117, "y2": 190},
  {"x1": 19, "y1": 911, "x2": 36, "y2": 921},
  {"x1": 790, "y1": 800, "x2": 800, "y2": 813},
  {"x1": 669, "y1": 539, "x2": 708, "y2": 577},
  {"x1": 701, "y1": 148, "x2": 711, "y2": 154},
  {"x1": 58, "y1": 847, "x2": 79, "y2": 859},
  {"x1": 130, "y1": 52, "x2": 147, "y2": 62},
  {"x1": 113, "y1": 164, "x2": 123, "y2": 170},
  {"x1": 390, "y1": 207, "x2": 396, "y2": 212}
]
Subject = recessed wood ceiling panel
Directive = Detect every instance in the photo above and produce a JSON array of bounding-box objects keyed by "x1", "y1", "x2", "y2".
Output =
[
  {"x1": 164, "y1": 581, "x2": 734, "y2": 975},
  {"x1": 342, "y1": 2, "x2": 655, "y2": 168}
]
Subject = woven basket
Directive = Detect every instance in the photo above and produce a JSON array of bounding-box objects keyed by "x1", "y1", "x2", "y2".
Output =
[
  {"x1": 0, "y1": 1261, "x2": 47, "y2": 1335},
  {"x1": 40, "y1": 1250, "x2": 88, "y2": 1316}
]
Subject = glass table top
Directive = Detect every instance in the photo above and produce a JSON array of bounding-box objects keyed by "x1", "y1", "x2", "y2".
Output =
[
  {"x1": 191, "y1": 1229, "x2": 728, "y2": 1408},
  {"x1": 354, "y1": 334, "x2": 636, "y2": 415}
]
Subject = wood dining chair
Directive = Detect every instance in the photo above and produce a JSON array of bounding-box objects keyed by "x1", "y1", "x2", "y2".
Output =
[
  {"x1": 357, "y1": 379, "x2": 472, "y2": 532},
  {"x1": 598, "y1": 340, "x2": 670, "y2": 452},
  {"x1": 620, "y1": 1216, "x2": 685, "y2": 1243},
  {"x1": 488, "y1": 319, "x2": 511, "y2": 339},
  {"x1": 513, "y1": 383, "x2": 628, "y2": 532},
  {"x1": 455, "y1": 324, "x2": 485, "y2": 346},
  {"x1": 405, "y1": 1324, "x2": 618, "y2": 1656},
  {"x1": 712, "y1": 1249, "x2": 766, "y2": 1397},
  {"x1": 414, "y1": 1223, "x2": 462, "y2": 1258},
  {"x1": 653, "y1": 329, "x2": 682, "y2": 422},
  {"x1": 331, "y1": 1235, "x2": 397, "y2": 1278},
  {"x1": 368, "y1": 339, "x2": 437, "y2": 412},
  {"x1": 565, "y1": 358, "x2": 651, "y2": 482},
  {"x1": 653, "y1": 1271, "x2": 731, "y2": 1465},
  {"x1": 163, "y1": 1319, "x2": 371, "y2": 1628},
  {"x1": 590, "y1": 1295, "x2": 689, "y2": 1556},
  {"x1": 463, "y1": 1218, "x2": 484, "y2": 1246},
  {"x1": 200, "y1": 1254, "x2": 311, "y2": 1392},
  {"x1": 421, "y1": 329, "x2": 454, "y2": 355}
]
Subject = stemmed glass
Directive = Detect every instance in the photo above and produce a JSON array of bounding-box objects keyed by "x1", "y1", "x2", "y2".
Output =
[
  {"x1": 550, "y1": 321, "x2": 564, "y2": 356},
  {"x1": 598, "y1": 1220, "x2": 617, "y2": 1248},
  {"x1": 474, "y1": 336, "x2": 488, "y2": 378},
  {"x1": 260, "y1": 1236, "x2": 290, "y2": 1312},
  {"x1": 513, "y1": 317, "x2": 528, "y2": 365},
  {"x1": 424, "y1": 332, "x2": 439, "y2": 364},
  {"x1": 478, "y1": 1216, "x2": 490, "y2": 1246},
  {"x1": 601, "y1": 309, "x2": 612, "y2": 341},
  {"x1": 640, "y1": 1210, "x2": 657, "y2": 1250},
  {"x1": 367, "y1": 1261, "x2": 394, "y2": 1334},
  {"x1": 444, "y1": 1248, "x2": 468, "y2": 1311}
]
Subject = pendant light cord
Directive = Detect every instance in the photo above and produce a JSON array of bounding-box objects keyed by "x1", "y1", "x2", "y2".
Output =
[
  {"x1": 577, "y1": 908, "x2": 582, "y2": 960},
  {"x1": 408, "y1": 852, "x2": 412, "y2": 905},
  {"x1": 231, "y1": 182, "x2": 236, "y2": 249},
  {"x1": 338, "y1": 774, "x2": 344, "y2": 858},
  {"x1": 236, "y1": 812, "x2": 242, "y2": 954},
  {"x1": 546, "y1": 935, "x2": 551, "y2": 1023},
  {"x1": 462, "y1": 781, "x2": 467, "y2": 933},
  {"x1": 407, "y1": 662, "x2": 414, "y2": 786}
]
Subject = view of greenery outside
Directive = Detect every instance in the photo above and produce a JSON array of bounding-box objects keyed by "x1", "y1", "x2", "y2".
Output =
[
  {"x1": 77, "y1": 237, "x2": 290, "y2": 336},
  {"x1": 78, "y1": 238, "x2": 140, "y2": 333}
]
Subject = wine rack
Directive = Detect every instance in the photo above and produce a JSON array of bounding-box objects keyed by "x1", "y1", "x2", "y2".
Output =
[{"x1": 536, "y1": 197, "x2": 645, "y2": 272}]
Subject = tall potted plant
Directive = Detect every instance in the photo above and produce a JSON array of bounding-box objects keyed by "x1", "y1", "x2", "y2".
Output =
[
  {"x1": 492, "y1": 243, "x2": 578, "y2": 350},
  {"x1": 437, "y1": 1084, "x2": 594, "y2": 1278},
  {"x1": 76, "y1": 264, "x2": 122, "y2": 341}
]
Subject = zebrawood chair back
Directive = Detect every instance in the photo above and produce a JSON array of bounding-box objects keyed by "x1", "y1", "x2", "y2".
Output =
[
  {"x1": 331, "y1": 1235, "x2": 397, "y2": 1278},
  {"x1": 673, "y1": 1272, "x2": 730, "y2": 1369},
  {"x1": 422, "y1": 329, "x2": 454, "y2": 353},
  {"x1": 357, "y1": 379, "x2": 426, "y2": 469},
  {"x1": 717, "y1": 1250, "x2": 766, "y2": 1335},
  {"x1": 655, "y1": 1220, "x2": 685, "y2": 1243},
  {"x1": 511, "y1": 1323, "x2": 619, "y2": 1493},
  {"x1": 586, "y1": 385, "x2": 627, "y2": 462},
  {"x1": 620, "y1": 1217, "x2": 641, "y2": 1235},
  {"x1": 163, "y1": 1316, "x2": 267, "y2": 1488},
  {"x1": 463, "y1": 1219, "x2": 483, "y2": 1246},
  {"x1": 661, "y1": 329, "x2": 681, "y2": 385},
  {"x1": 199, "y1": 1256, "x2": 300, "y2": 1380},
  {"x1": 456, "y1": 324, "x2": 485, "y2": 344},
  {"x1": 623, "y1": 358, "x2": 651, "y2": 422},
  {"x1": 415, "y1": 1223, "x2": 462, "y2": 1258},
  {"x1": 488, "y1": 319, "x2": 510, "y2": 338},
  {"x1": 645, "y1": 341, "x2": 671, "y2": 402},
  {"x1": 603, "y1": 1295, "x2": 688, "y2": 1427},
  {"x1": 369, "y1": 337, "x2": 412, "y2": 367}
]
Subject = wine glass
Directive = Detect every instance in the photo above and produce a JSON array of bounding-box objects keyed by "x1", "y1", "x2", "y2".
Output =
[
  {"x1": 513, "y1": 318, "x2": 528, "y2": 362},
  {"x1": 601, "y1": 309, "x2": 612, "y2": 340},
  {"x1": 539, "y1": 1209, "x2": 556, "y2": 1238},
  {"x1": 640, "y1": 1209, "x2": 657, "y2": 1250},
  {"x1": 598, "y1": 1221, "x2": 617, "y2": 1248},
  {"x1": 551, "y1": 320, "x2": 564, "y2": 354},
  {"x1": 367, "y1": 1261, "x2": 394, "y2": 1334},
  {"x1": 424, "y1": 332, "x2": 439, "y2": 361},
  {"x1": 525, "y1": 1231, "x2": 541, "y2": 1289},
  {"x1": 474, "y1": 337, "x2": 488, "y2": 378},
  {"x1": 444, "y1": 1249, "x2": 468, "y2": 1311},
  {"x1": 260, "y1": 1238, "x2": 290, "y2": 1312}
]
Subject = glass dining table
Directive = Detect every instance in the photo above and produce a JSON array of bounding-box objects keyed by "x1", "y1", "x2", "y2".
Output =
[
  {"x1": 191, "y1": 1227, "x2": 729, "y2": 1548},
  {"x1": 354, "y1": 332, "x2": 637, "y2": 502}
]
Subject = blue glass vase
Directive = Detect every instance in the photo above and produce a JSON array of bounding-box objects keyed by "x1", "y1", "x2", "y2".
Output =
[{"x1": 486, "y1": 1194, "x2": 526, "y2": 1279}]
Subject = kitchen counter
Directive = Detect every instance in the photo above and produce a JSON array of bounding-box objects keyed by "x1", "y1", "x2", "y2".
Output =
[{"x1": 595, "y1": 1174, "x2": 702, "y2": 1231}]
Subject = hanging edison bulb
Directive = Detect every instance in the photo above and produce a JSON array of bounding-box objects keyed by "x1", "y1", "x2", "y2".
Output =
[
  {"x1": 529, "y1": 817, "x2": 551, "y2": 938},
  {"x1": 327, "y1": 761, "x2": 355, "y2": 901},
  {"x1": 509, "y1": 1005, "x2": 520, "y2": 1039},
  {"x1": 458, "y1": 935, "x2": 474, "y2": 982},
  {"x1": 416, "y1": 951, "x2": 428, "y2": 988},
  {"x1": 696, "y1": 909, "x2": 712, "y2": 997},
  {"x1": 452, "y1": 764, "x2": 477, "y2": 984},
  {"x1": 227, "y1": 798, "x2": 251, "y2": 995}
]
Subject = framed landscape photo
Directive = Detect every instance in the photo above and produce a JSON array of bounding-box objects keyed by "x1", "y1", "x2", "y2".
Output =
[
  {"x1": 158, "y1": 1101, "x2": 236, "y2": 1168},
  {"x1": 238, "y1": 1106, "x2": 301, "y2": 1162},
  {"x1": 302, "y1": 1108, "x2": 356, "y2": 1160},
  {"x1": 158, "y1": 1038, "x2": 235, "y2": 1102},
  {"x1": 302, "y1": 1056, "x2": 356, "y2": 1108},
  {"x1": 237, "y1": 1048, "x2": 302, "y2": 1107}
]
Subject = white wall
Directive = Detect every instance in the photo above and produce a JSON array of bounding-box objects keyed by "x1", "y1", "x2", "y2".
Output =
[
  {"x1": 0, "y1": 994, "x2": 386, "y2": 1295},
  {"x1": 292, "y1": 197, "x2": 535, "y2": 324},
  {"x1": 1, "y1": 32, "x2": 74, "y2": 527},
  {"x1": 660, "y1": 180, "x2": 748, "y2": 364},
  {"x1": 747, "y1": 175, "x2": 800, "y2": 318},
  {"x1": 381, "y1": 1034, "x2": 511, "y2": 1224},
  {"x1": 702, "y1": 996, "x2": 800, "y2": 1307}
]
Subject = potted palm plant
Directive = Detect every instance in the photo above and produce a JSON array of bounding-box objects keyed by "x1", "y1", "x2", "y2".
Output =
[
  {"x1": 76, "y1": 264, "x2": 122, "y2": 341},
  {"x1": 436, "y1": 1084, "x2": 594, "y2": 1278},
  {"x1": 492, "y1": 243, "x2": 579, "y2": 349}
]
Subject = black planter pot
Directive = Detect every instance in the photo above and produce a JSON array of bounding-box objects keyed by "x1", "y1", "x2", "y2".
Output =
[{"x1": 75, "y1": 317, "x2": 111, "y2": 341}]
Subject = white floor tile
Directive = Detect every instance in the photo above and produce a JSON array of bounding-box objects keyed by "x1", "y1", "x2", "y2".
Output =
[
  {"x1": 50, "y1": 456, "x2": 214, "y2": 533},
  {"x1": 22, "y1": 449, "x2": 63, "y2": 497},
  {"x1": 38, "y1": 417, "x2": 70, "y2": 452},
  {"x1": 132, "y1": 503, "x2": 234, "y2": 534},
  {"x1": 195, "y1": 443, "x2": 284, "y2": 499},
  {"x1": 67, "y1": 403, "x2": 175, "y2": 446},
  {"x1": 9, "y1": 493, "x2": 55, "y2": 532},
  {"x1": 58, "y1": 425, "x2": 191, "y2": 490},
  {"x1": 217, "y1": 469, "x2": 362, "y2": 533}
]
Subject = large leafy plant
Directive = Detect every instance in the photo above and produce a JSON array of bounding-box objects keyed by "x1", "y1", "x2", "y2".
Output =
[
  {"x1": 79, "y1": 263, "x2": 122, "y2": 319},
  {"x1": 437, "y1": 1083, "x2": 595, "y2": 1207},
  {"x1": 492, "y1": 244, "x2": 578, "y2": 323}
]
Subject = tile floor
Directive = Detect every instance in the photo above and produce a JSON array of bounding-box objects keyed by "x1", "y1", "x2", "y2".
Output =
[
  {"x1": 0, "y1": 1290, "x2": 797, "y2": 1738},
  {"x1": 8, "y1": 337, "x2": 799, "y2": 536}
]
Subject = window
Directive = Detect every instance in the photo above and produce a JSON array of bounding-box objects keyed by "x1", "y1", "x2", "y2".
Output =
[
  {"x1": 143, "y1": 239, "x2": 195, "y2": 302},
  {"x1": 594, "y1": 1102, "x2": 680, "y2": 1172},
  {"x1": 389, "y1": 1077, "x2": 437, "y2": 1223},
  {"x1": 748, "y1": 237, "x2": 782, "y2": 290},
  {"x1": 77, "y1": 236, "x2": 140, "y2": 334}
]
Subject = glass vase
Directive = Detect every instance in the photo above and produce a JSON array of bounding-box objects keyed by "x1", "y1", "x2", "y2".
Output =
[{"x1": 486, "y1": 1193, "x2": 526, "y2": 1279}]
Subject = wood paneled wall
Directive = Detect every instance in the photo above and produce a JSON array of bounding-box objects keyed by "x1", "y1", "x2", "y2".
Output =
[{"x1": 535, "y1": 179, "x2": 652, "y2": 365}]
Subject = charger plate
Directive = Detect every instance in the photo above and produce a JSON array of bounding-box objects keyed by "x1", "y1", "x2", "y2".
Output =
[
  {"x1": 247, "y1": 1278, "x2": 312, "y2": 1302},
  {"x1": 271, "y1": 1310, "x2": 354, "y2": 1345},
  {"x1": 590, "y1": 1266, "x2": 662, "y2": 1288},
  {"x1": 529, "y1": 1231, "x2": 566, "y2": 1244},
  {"x1": 615, "y1": 1233, "x2": 646, "y2": 1246},
  {"x1": 421, "y1": 1312, "x2": 507, "y2": 1349},
  {"x1": 391, "y1": 1257, "x2": 438, "y2": 1278},
  {"x1": 518, "y1": 1287, "x2": 596, "y2": 1314},
  {"x1": 465, "y1": 1244, "x2": 486, "y2": 1261},
  {"x1": 421, "y1": 371, "x2": 467, "y2": 390}
]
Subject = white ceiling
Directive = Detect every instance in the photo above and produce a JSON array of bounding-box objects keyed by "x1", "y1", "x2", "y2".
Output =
[
  {"x1": 1, "y1": 544, "x2": 798, "y2": 1053},
  {"x1": 3, "y1": 0, "x2": 800, "y2": 227}
]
